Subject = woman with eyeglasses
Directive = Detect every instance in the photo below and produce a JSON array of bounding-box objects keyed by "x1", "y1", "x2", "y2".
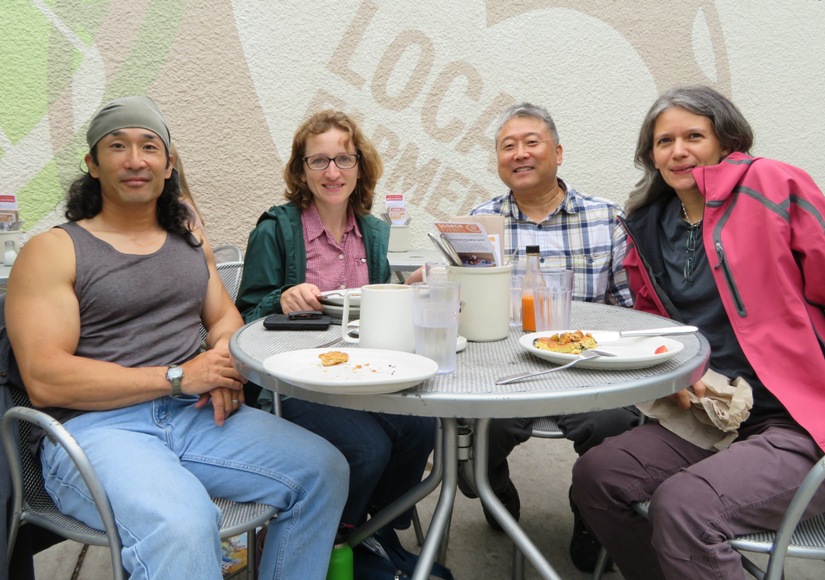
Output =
[
  {"x1": 236, "y1": 110, "x2": 435, "y2": 549},
  {"x1": 571, "y1": 85, "x2": 825, "y2": 579}
]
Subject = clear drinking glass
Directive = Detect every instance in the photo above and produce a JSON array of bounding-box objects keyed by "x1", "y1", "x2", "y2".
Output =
[
  {"x1": 533, "y1": 270, "x2": 573, "y2": 332},
  {"x1": 510, "y1": 272, "x2": 523, "y2": 327},
  {"x1": 423, "y1": 260, "x2": 449, "y2": 285},
  {"x1": 412, "y1": 282, "x2": 461, "y2": 374}
]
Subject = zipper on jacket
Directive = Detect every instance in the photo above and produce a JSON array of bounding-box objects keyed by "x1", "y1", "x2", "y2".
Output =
[
  {"x1": 714, "y1": 241, "x2": 746, "y2": 316},
  {"x1": 619, "y1": 216, "x2": 685, "y2": 321}
]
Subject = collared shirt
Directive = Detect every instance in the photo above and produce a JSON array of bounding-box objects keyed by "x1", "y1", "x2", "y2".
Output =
[
  {"x1": 471, "y1": 179, "x2": 633, "y2": 307},
  {"x1": 302, "y1": 204, "x2": 369, "y2": 291}
]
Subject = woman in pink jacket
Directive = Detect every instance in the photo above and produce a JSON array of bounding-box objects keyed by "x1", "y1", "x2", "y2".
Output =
[{"x1": 571, "y1": 85, "x2": 825, "y2": 579}]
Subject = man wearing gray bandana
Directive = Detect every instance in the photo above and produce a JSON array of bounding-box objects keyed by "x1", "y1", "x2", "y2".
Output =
[{"x1": 6, "y1": 96, "x2": 349, "y2": 579}]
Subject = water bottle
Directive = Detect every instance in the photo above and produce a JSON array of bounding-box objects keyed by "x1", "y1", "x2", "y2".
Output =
[
  {"x1": 3, "y1": 241, "x2": 17, "y2": 267},
  {"x1": 326, "y1": 527, "x2": 353, "y2": 580},
  {"x1": 521, "y1": 245, "x2": 545, "y2": 332}
]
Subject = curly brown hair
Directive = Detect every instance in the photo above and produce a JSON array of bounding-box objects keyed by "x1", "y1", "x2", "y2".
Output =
[{"x1": 284, "y1": 110, "x2": 383, "y2": 215}]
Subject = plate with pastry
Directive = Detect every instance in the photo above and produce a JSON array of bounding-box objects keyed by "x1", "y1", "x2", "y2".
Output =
[
  {"x1": 262, "y1": 348, "x2": 438, "y2": 394},
  {"x1": 519, "y1": 329, "x2": 684, "y2": 370}
]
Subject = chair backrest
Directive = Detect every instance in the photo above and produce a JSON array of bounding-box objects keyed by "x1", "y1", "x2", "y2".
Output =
[{"x1": 217, "y1": 261, "x2": 244, "y2": 303}]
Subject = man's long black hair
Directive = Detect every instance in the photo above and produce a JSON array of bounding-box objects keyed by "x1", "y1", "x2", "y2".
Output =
[{"x1": 64, "y1": 147, "x2": 201, "y2": 247}]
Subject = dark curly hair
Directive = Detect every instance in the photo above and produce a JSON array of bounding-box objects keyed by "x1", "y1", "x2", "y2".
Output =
[{"x1": 65, "y1": 147, "x2": 201, "y2": 247}]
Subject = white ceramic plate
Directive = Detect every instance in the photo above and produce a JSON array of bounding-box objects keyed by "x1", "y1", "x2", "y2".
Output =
[
  {"x1": 321, "y1": 303, "x2": 360, "y2": 319},
  {"x1": 519, "y1": 330, "x2": 684, "y2": 370},
  {"x1": 262, "y1": 348, "x2": 438, "y2": 394},
  {"x1": 318, "y1": 289, "x2": 361, "y2": 307}
]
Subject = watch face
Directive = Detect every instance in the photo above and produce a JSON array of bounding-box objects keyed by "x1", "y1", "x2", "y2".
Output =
[{"x1": 167, "y1": 367, "x2": 183, "y2": 381}]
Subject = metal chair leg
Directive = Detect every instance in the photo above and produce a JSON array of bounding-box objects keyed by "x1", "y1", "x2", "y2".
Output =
[
  {"x1": 412, "y1": 506, "x2": 424, "y2": 547},
  {"x1": 592, "y1": 546, "x2": 609, "y2": 579},
  {"x1": 512, "y1": 544, "x2": 525, "y2": 580}
]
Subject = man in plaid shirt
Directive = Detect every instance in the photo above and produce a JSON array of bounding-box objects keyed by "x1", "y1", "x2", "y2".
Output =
[{"x1": 461, "y1": 102, "x2": 636, "y2": 572}]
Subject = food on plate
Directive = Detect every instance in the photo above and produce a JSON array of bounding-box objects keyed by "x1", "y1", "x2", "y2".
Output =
[
  {"x1": 654, "y1": 345, "x2": 669, "y2": 354},
  {"x1": 533, "y1": 330, "x2": 597, "y2": 354},
  {"x1": 318, "y1": 351, "x2": 350, "y2": 367}
]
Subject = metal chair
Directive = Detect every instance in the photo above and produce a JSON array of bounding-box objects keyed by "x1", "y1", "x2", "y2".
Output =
[
  {"x1": 529, "y1": 416, "x2": 565, "y2": 439},
  {"x1": 1, "y1": 386, "x2": 279, "y2": 580},
  {"x1": 592, "y1": 464, "x2": 825, "y2": 580},
  {"x1": 217, "y1": 260, "x2": 244, "y2": 303}
]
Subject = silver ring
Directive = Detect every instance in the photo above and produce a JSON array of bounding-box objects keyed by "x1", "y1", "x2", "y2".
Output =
[{"x1": 231, "y1": 399, "x2": 239, "y2": 404}]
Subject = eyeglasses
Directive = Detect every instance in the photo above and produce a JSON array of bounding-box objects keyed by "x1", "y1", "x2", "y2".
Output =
[
  {"x1": 303, "y1": 153, "x2": 359, "y2": 171},
  {"x1": 683, "y1": 224, "x2": 699, "y2": 285}
]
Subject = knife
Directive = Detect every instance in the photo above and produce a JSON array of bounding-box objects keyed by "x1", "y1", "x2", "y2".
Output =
[
  {"x1": 427, "y1": 232, "x2": 461, "y2": 266},
  {"x1": 593, "y1": 325, "x2": 698, "y2": 342}
]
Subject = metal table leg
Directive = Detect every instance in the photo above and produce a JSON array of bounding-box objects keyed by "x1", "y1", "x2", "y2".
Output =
[
  {"x1": 473, "y1": 418, "x2": 562, "y2": 580},
  {"x1": 412, "y1": 418, "x2": 458, "y2": 580}
]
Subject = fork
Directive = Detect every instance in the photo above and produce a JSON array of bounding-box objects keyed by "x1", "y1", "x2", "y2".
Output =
[
  {"x1": 495, "y1": 349, "x2": 617, "y2": 385},
  {"x1": 314, "y1": 335, "x2": 344, "y2": 348}
]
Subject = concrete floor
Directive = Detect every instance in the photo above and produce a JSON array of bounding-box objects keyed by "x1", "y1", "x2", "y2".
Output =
[{"x1": 33, "y1": 436, "x2": 824, "y2": 579}]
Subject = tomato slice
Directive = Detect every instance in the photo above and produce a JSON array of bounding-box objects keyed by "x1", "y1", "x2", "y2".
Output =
[{"x1": 654, "y1": 345, "x2": 668, "y2": 354}]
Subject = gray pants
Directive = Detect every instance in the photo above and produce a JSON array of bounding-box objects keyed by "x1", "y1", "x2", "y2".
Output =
[{"x1": 572, "y1": 420, "x2": 825, "y2": 579}]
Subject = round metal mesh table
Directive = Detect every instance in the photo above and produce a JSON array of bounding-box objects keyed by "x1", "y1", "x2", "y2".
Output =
[{"x1": 231, "y1": 301, "x2": 710, "y2": 419}]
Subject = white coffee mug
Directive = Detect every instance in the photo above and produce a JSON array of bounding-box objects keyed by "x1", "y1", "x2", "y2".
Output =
[{"x1": 341, "y1": 284, "x2": 415, "y2": 352}]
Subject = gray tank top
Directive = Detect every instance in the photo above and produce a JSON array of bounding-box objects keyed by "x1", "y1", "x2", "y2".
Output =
[{"x1": 40, "y1": 222, "x2": 209, "y2": 430}]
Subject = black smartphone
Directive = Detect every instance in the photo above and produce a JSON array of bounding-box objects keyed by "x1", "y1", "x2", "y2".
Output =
[{"x1": 263, "y1": 311, "x2": 332, "y2": 331}]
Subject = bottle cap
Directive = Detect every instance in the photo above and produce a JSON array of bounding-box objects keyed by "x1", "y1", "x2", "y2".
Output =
[{"x1": 525, "y1": 245, "x2": 540, "y2": 254}]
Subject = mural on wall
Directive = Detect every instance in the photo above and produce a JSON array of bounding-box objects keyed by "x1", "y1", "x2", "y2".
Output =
[
  {"x1": 232, "y1": 0, "x2": 731, "y2": 224},
  {"x1": 3, "y1": 0, "x2": 823, "y2": 250},
  {"x1": 2, "y1": 0, "x2": 188, "y2": 231}
]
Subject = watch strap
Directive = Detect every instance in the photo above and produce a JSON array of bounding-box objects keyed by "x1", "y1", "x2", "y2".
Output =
[{"x1": 166, "y1": 364, "x2": 183, "y2": 398}]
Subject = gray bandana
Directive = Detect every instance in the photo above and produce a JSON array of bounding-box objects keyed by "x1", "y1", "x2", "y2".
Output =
[{"x1": 86, "y1": 96, "x2": 171, "y2": 151}]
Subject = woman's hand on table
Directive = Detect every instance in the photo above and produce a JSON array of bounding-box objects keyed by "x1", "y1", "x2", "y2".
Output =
[
  {"x1": 281, "y1": 283, "x2": 323, "y2": 314},
  {"x1": 669, "y1": 379, "x2": 707, "y2": 410}
]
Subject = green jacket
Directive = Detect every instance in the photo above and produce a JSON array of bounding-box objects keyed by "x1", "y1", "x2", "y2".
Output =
[{"x1": 236, "y1": 202, "x2": 391, "y2": 322}]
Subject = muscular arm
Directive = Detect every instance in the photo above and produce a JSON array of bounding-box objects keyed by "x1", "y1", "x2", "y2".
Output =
[
  {"x1": 7, "y1": 229, "x2": 244, "y2": 412},
  {"x1": 198, "y1": 233, "x2": 244, "y2": 351}
]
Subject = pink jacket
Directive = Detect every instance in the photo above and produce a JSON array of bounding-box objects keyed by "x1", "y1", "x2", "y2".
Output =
[{"x1": 622, "y1": 153, "x2": 825, "y2": 452}]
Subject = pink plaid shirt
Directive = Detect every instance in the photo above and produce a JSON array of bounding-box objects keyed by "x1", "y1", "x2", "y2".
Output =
[{"x1": 302, "y1": 204, "x2": 369, "y2": 291}]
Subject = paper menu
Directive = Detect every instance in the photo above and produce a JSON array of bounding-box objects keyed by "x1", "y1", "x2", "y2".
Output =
[
  {"x1": 450, "y1": 214, "x2": 505, "y2": 265},
  {"x1": 0, "y1": 194, "x2": 19, "y2": 231},
  {"x1": 385, "y1": 193, "x2": 406, "y2": 225},
  {"x1": 434, "y1": 222, "x2": 500, "y2": 267}
]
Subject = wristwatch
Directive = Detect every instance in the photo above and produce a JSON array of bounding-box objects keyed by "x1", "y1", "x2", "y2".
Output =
[{"x1": 166, "y1": 364, "x2": 184, "y2": 398}]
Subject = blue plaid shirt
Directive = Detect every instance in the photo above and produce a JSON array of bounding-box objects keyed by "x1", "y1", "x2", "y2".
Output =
[{"x1": 471, "y1": 180, "x2": 633, "y2": 307}]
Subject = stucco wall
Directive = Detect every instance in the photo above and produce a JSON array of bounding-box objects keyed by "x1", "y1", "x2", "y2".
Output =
[{"x1": 4, "y1": 0, "x2": 824, "y2": 251}]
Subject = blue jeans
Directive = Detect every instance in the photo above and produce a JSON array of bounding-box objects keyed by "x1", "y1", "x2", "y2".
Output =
[
  {"x1": 40, "y1": 397, "x2": 349, "y2": 580},
  {"x1": 281, "y1": 397, "x2": 436, "y2": 528}
]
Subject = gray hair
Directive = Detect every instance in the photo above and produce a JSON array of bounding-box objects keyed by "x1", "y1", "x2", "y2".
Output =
[
  {"x1": 626, "y1": 85, "x2": 754, "y2": 215},
  {"x1": 494, "y1": 102, "x2": 560, "y2": 148}
]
